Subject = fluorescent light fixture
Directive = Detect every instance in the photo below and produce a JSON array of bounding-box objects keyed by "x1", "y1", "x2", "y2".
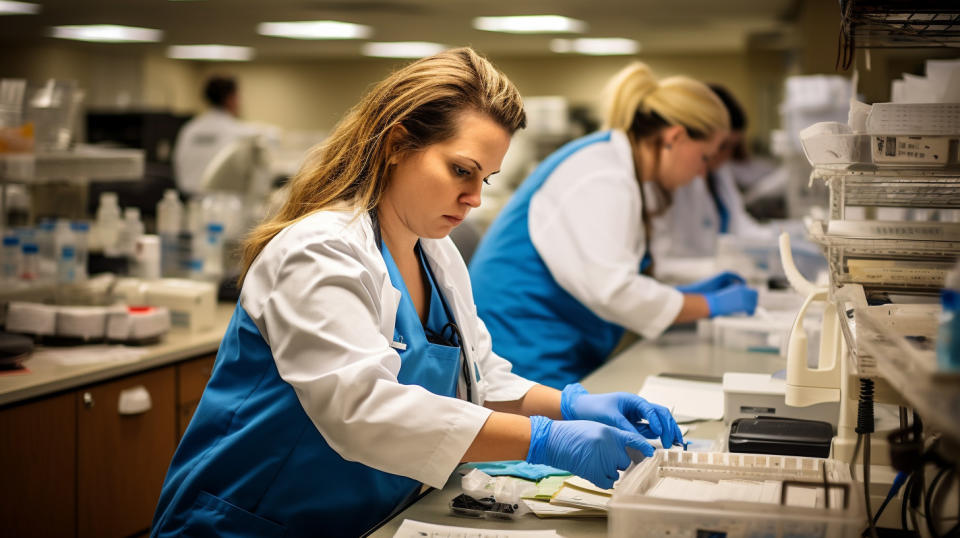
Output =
[
  {"x1": 550, "y1": 38, "x2": 640, "y2": 55},
  {"x1": 257, "y1": 20, "x2": 371, "y2": 40},
  {"x1": 0, "y1": 1, "x2": 39, "y2": 14},
  {"x1": 50, "y1": 24, "x2": 162, "y2": 43},
  {"x1": 361, "y1": 41, "x2": 446, "y2": 58},
  {"x1": 473, "y1": 15, "x2": 586, "y2": 34},
  {"x1": 167, "y1": 45, "x2": 254, "y2": 61}
]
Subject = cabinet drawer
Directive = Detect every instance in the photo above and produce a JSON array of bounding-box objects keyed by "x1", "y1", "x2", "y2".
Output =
[
  {"x1": 77, "y1": 367, "x2": 176, "y2": 538},
  {"x1": 0, "y1": 393, "x2": 77, "y2": 538}
]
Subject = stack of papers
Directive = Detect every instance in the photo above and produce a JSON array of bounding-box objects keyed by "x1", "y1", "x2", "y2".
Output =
[{"x1": 638, "y1": 375, "x2": 724, "y2": 422}]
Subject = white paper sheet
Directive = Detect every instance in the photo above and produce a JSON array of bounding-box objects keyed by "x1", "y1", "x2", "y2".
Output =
[
  {"x1": 638, "y1": 375, "x2": 724, "y2": 422},
  {"x1": 393, "y1": 519, "x2": 562, "y2": 537}
]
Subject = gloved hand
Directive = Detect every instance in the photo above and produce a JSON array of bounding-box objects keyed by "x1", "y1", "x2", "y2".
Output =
[
  {"x1": 676, "y1": 271, "x2": 746, "y2": 294},
  {"x1": 560, "y1": 383, "x2": 684, "y2": 450},
  {"x1": 526, "y1": 415, "x2": 653, "y2": 489},
  {"x1": 704, "y1": 284, "x2": 758, "y2": 317}
]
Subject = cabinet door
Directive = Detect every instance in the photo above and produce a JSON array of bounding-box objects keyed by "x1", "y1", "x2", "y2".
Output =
[
  {"x1": 176, "y1": 354, "x2": 216, "y2": 439},
  {"x1": 0, "y1": 392, "x2": 77, "y2": 538},
  {"x1": 77, "y1": 367, "x2": 176, "y2": 538}
]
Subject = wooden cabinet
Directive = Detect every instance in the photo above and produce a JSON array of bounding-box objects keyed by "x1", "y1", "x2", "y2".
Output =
[
  {"x1": 0, "y1": 392, "x2": 77, "y2": 538},
  {"x1": 77, "y1": 367, "x2": 177, "y2": 538},
  {"x1": 1, "y1": 353, "x2": 218, "y2": 537},
  {"x1": 176, "y1": 354, "x2": 216, "y2": 439}
]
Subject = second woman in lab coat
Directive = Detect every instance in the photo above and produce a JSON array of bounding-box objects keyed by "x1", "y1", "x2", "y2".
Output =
[
  {"x1": 151, "y1": 49, "x2": 682, "y2": 538},
  {"x1": 469, "y1": 63, "x2": 758, "y2": 390}
]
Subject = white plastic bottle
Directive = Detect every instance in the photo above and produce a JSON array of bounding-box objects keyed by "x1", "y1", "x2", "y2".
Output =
[
  {"x1": 20, "y1": 243, "x2": 38, "y2": 280},
  {"x1": 54, "y1": 219, "x2": 77, "y2": 284},
  {"x1": 70, "y1": 221, "x2": 89, "y2": 281},
  {"x1": 1, "y1": 235, "x2": 20, "y2": 282},
  {"x1": 96, "y1": 192, "x2": 121, "y2": 257},
  {"x1": 117, "y1": 207, "x2": 144, "y2": 259},
  {"x1": 203, "y1": 222, "x2": 225, "y2": 283},
  {"x1": 156, "y1": 189, "x2": 183, "y2": 277},
  {"x1": 185, "y1": 198, "x2": 205, "y2": 278}
]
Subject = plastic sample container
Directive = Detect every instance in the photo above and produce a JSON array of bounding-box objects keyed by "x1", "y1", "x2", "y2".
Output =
[{"x1": 609, "y1": 450, "x2": 864, "y2": 538}]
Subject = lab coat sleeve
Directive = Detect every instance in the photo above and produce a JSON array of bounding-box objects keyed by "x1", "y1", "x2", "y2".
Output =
[
  {"x1": 253, "y1": 234, "x2": 492, "y2": 489},
  {"x1": 529, "y1": 172, "x2": 684, "y2": 340}
]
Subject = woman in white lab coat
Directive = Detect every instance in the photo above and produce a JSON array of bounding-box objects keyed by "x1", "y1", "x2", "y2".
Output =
[
  {"x1": 651, "y1": 84, "x2": 770, "y2": 261},
  {"x1": 469, "y1": 63, "x2": 759, "y2": 390},
  {"x1": 151, "y1": 48, "x2": 683, "y2": 538}
]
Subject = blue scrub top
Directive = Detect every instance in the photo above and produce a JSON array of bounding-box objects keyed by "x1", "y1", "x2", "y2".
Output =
[
  {"x1": 470, "y1": 131, "x2": 650, "y2": 389},
  {"x1": 152, "y1": 240, "x2": 460, "y2": 538}
]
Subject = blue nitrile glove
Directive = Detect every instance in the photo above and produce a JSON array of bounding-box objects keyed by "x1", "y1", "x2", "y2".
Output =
[
  {"x1": 676, "y1": 271, "x2": 746, "y2": 294},
  {"x1": 526, "y1": 415, "x2": 653, "y2": 489},
  {"x1": 560, "y1": 383, "x2": 684, "y2": 450},
  {"x1": 704, "y1": 284, "x2": 758, "y2": 317}
]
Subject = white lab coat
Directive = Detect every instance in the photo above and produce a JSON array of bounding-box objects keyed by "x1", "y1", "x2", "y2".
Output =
[
  {"x1": 528, "y1": 129, "x2": 684, "y2": 341},
  {"x1": 239, "y1": 207, "x2": 535, "y2": 488},
  {"x1": 173, "y1": 109, "x2": 262, "y2": 196},
  {"x1": 650, "y1": 163, "x2": 769, "y2": 259}
]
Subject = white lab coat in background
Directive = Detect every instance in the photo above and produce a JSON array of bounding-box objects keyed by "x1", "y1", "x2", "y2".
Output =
[
  {"x1": 527, "y1": 130, "x2": 684, "y2": 341},
  {"x1": 173, "y1": 109, "x2": 262, "y2": 197},
  {"x1": 651, "y1": 163, "x2": 770, "y2": 259},
  {"x1": 240, "y1": 207, "x2": 535, "y2": 488}
]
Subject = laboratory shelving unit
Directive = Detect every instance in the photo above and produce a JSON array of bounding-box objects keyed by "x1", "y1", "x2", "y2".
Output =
[
  {"x1": 0, "y1": 145, "x2": 144, "y2": 234},
  {"x1": 804, "y1": 160, "x2": 960, "y2": 444}
]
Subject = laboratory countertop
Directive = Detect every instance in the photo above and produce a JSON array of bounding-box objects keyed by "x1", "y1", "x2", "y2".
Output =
[
  {"x1": 0, "y1": 303, "x2": 235, "y2": 407},
  {"x1": 369, "y1": 330, "x2": 787, "y2": 537}
]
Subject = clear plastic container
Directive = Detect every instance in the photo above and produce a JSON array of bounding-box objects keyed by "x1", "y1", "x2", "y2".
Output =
[
  {"x1": 609, "y1": 451, "x2": 864, "y2": 538},
  {"x1": 2, "y1": 234, "x2": 20, "y2": 281},
  {"x1": 96, "y1": 192, "x2": 121, "y2": 256},
  {"x1": 57, "y1": 244, "x2": 77, "y2": 284},
  {"x1": 157, "y1": 189, "x2": 183, "y2": 277},
  {"x1": 203, "y1": 222, "x2": 225, "y2": 283},
  {"x1": 70, "y1": 220, "x2": 89, "y2": 281},
  {"x1": 20, "y1": 242, "x2": 38, "y2": 280}
]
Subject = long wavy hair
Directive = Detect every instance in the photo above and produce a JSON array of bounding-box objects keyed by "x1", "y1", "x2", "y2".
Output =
[{"x1": 239, "y1": 47, "x2": 526, "y2": 284}]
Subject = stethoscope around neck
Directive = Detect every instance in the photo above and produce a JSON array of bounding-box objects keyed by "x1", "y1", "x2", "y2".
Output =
[{"x1": 370, "y1": 210, "x2": 474, "y2": 402}]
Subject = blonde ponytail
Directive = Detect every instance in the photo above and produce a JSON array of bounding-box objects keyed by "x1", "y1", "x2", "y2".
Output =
[{"x1": 602, "y1": 62, "x2": 729, "y2": 139}]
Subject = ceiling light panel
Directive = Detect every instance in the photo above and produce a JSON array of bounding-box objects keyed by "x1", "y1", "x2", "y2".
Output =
[
  {"x1": 257, "y1": 20, "x2": 372, "y2": 40},
  {"x1": 167, "y1": 45, "x2": 254, "y2": 61},
  {"x1": 361, "y1": 41, "x2": 446, "y2": 58},
  {"x1": 473, "y1": 15, "x2": 586, "y2": 34},
  {"x1": 550, "y1": 38, "x2": 640, "y2": 55},
  {"x1": 50, "y1": 24, "x2": 163, "y2": 43},
  {"x1": 0, "y1": 1, "x2": 39, "y2": 14}
]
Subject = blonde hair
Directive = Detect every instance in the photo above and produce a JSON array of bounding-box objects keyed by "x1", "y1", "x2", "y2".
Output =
[
  {"x1": 239, "y1": 47, "x2": 526, "y2": 284},
  {"x1": 603, "y1": 62, "x2": 729, "y2": 139}
]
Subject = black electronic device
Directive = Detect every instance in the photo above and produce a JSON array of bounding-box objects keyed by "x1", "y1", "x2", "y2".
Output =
[{"x1": 729, "y1": 416, "x2": 833, "y2": 458}]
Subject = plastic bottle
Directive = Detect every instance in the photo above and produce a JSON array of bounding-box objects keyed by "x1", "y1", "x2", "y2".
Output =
[
  {"x1": 1, "y1": 235, "x2": 20, "y2": 281},
  {"x1": 117, "y1": 207, "x2": 144, "y2": 258},
  {"x1": 156, "y1": 189, "x2": 183, "y2": 277},
  {"x1": 184, "y1": 198, "x2": 205, "y2": 278},
  {"x1": 203, "y1": 222, "x2": 225, "y2": 283},
  {"x1": 937, "y1": 262, "x2": 960, "y2": 372},
  {"x1": 97, "y1": 192, "x2": 121, "y2": 257},
  {"x1": 70, "y1": 221, "x2": 89, "y2": 281},
  {"x1": 57, "y1": 244, "x2": 77, "y2": 284},
  {"x1": 54, "y1": 219, "x2": 77, "y2": 284},
  {"x1": 20, "y1": 243, "x2": 38, "y2": 280},
  {"x1": 134, "y1": 234, "x2": 161, "y2": 280},
  {"x1": 36, "y1": 218, "x2": 56, "y2": 278}
]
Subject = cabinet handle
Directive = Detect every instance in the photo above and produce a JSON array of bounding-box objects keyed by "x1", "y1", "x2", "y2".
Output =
[
  {"x1": 118, "y1": 385, "x2": 153, "y2": 415},
  {"x1": 82, "y1": 392, "x2": 94, "y2": 409}
]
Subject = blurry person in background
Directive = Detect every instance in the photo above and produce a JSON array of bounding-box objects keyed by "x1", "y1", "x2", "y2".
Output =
[
  {"x1": 173, "y1": 75, "x2": 261, "y2": 198},
  {"x1": 651, "y1": 84, "x2": 770, "y2": 261},
  {"x1": 469, "y1": 63, "x2": 757, "y2": 390}
]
